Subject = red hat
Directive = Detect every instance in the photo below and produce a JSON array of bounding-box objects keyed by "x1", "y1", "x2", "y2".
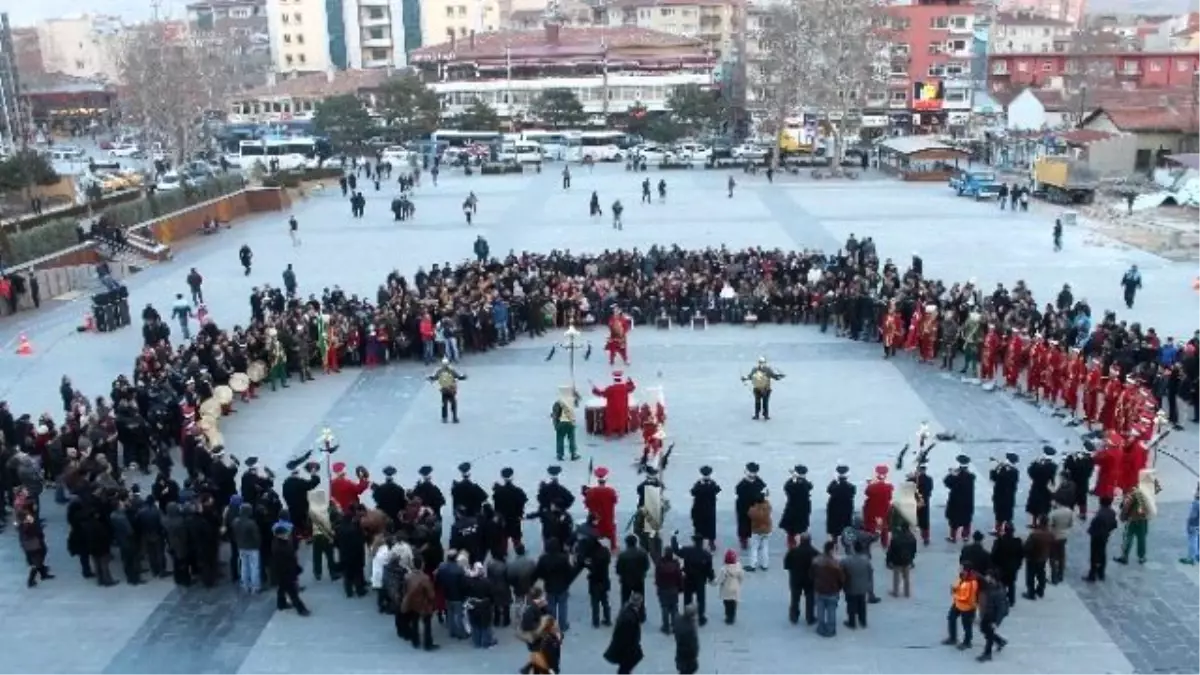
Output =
[
  {"x1": 612, "y1": 370, "x2": 624, "y2": 380},
  {"x1": 332, "y1": 462, "x2": 346, "y2": 474},
  {"x1": 724, "y1": 549, "x2": 739, "y2": 565},
  {"x1": 874, "y1": 464, "x2": 888, "y2": 477},
  {"x1": 594, "y1": 467, "x2": 610, "y2": 480}
]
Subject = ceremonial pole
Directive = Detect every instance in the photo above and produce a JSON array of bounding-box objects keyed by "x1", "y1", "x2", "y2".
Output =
[{"x1": 546, "y1": 322, "x2": 591, "y2": 404}]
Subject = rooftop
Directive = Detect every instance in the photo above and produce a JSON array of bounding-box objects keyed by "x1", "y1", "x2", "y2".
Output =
[
  {"x1": 1056, "y1": 128, "x2": 1117, "y2": 144},
  {"x1": 409, "y1": 25, "x2": 705, "y2": 61},
  {"x1": 238, "y1": 69, "x2": 393, "y2": 99},
  {"x1": 994, "y1": 11, "x2": 1072, "y2": 26},
  {"x1": 1088, "y1": 105, "x2": 1198, "y2": 133},
  {"x1": 877, "y1": 136, "x2": 966, "y2": 156},
  {"x1": 19, "y1": 72, "x2": 113, "y2": 95}
]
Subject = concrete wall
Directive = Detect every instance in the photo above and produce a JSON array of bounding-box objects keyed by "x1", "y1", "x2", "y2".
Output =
[
  {"x1": 1083, "y1": 133, "x2": 1138, "y2": 177},
  {"x1": 141, "y1": 187, "x2": 287, "y2": 246},
  {"x1": 1, "y1": 252, "x2": 135, "y2": 317}
]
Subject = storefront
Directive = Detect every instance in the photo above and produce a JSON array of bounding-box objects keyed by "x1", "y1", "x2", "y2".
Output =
[
  {"x1": 859, "y1": 113, "x2": 889, "y2": 142},
  {"x1": 20, "y1": 75, "x2": 115, "y2": 134},
  {"x1": 888, "y1": 111, "x2": 912, "y2": 135}
]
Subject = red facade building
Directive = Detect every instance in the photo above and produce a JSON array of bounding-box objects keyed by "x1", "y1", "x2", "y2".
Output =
[
  {"x1": 988, "y1": 51, "x2": 1200, "y2": 90},
  {"x1": 881, "y1": 0, "x2": 977, "y2": 133}
]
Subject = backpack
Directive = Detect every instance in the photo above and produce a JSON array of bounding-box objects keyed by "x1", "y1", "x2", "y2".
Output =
[{"x1": 987, "y1": 584, "x2": 1009, "y2": 625}]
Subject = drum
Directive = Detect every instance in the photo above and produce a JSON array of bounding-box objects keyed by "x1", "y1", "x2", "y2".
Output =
[
  {"x1": 248, "y1": 361, "x2": 267, "y2": 383},
  {"x1": 214, "y1": 385, "x2": 234, "y2": 406},
  {"x1": 230, "y1": 373, "x2": 250, "y2": 393},
  {"x1": 585, "y1": 398, "x2": 606, "y2": 435},
  {"x1": 199, "y1": 398, "x2": 222, "y2": 420}
]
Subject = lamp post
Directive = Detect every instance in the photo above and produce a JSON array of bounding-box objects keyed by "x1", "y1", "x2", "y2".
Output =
[
  {"x1": 546, "y1": 322, "x2": 591, "y2": 402},
  {"x1": 318, "y1": 426, "x2": 340, "y2": 483}
]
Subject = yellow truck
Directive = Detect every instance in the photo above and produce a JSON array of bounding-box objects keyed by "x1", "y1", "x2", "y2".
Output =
[{"x1": 1032, "y1": 156, "x2": 1097, "y2": 205}]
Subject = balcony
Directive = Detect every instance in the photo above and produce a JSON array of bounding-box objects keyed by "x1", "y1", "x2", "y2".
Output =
[
  {"x1": 358, "y1": 0, "x2": 389, "y2": 6},
  {"x1": 888, "y1": 98, "x2": 909, "y2": 109},
  {"x1": 362, "y1": 36, "x2": 393, "y2": 48},
  {"x1": 360, "y1": 14, "x2": 391, "y2": 26},
  {"x1": 363, "y1": 58, "x2": 393, "y2": 68}
]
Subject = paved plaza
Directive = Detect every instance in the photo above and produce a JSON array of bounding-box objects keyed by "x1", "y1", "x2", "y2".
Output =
[{"x1": 0, "y1": 165, "x2": 1196, "y2": 674}]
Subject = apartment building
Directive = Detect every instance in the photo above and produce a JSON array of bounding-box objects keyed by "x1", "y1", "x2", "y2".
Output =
[
  {"x1": 989, "y1": 11, "x2": 1072, "y2": 53},
  {"x1": 598, "y1": 0, "x2": 738, "y2": 59},
  {"x1": 187, "y1": 0, "x2": 272, "y2": 87},
  {"x1": 33, "y1": 14, "x2": 124, "y2": 82},
  {"x1": 267, "y1": 0, "x2": 416, "y2": 72},
  {"x1": 882, "y1": 0, "x2": 978, "y2": 132},
  {"x1": 995, "y1": 0, "x2": 1085, "y2": 25}
]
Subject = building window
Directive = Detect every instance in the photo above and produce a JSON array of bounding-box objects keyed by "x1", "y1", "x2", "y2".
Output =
[
  {"x1": 1040, "y1": 62, "x2": 1052, "y2": 72},
  {"x1": 458, "y1": 5, "x2": 467, "y2": 16},
  {"x1": 1148, "y1": 60, "x2": 1162, "y2": 72},
  {"x1": 285, "y1": 54, "x2": 294, "y2": 65},
  {"x1": 446, "y1": 27, "x2": 454, "y2": 39},
  {"x1": 371, "y1": 48, "x2": 388, "y2": 60},
  {"x1": 950, "y1": 15, "x2": 969, "y2": 29},
  {"x1": 459, "y1": 26, "x2": 468, "y2": 35},
  {"x1": 945, "y1": 63, "x2": 965, "y2": 76},
  {"x1": 890, "y1": 90, "x2": 907, "y2": 102},
  {"x1": 1040, "y1": 43, "x2": 1049, "y2": 52},
  {"x1": 299, "y1": 54, "x2": 306, "y2": 64},
  {"x1": 369, "y1": 27, "x2": 384, "y2": 39},
  {"x1": 931, "y1": 16, "x2": 948, "y2": 29},
  {"x1": 660, "y1": 7, "x2": 673, "y2": 16},
  {"x1": 293, "y1": 12, "x2": 301, "y2": 23},
  {"x1": 890, "y1": 63, "x2": 907, "y2": 75},
  {"x1": 368, "y1": 7, "x2": 384, "y2": 18},
  {"x1": 283, "y1": 33, "x2": 292, "y2": 43},
  {"x1": 1017, "y1": 60, "x2": 1029, "y2": 72},
  {"x1": 1177, "y1": 59, "x2": 1190, "y2": 71},
  {"x1": 296, "y1": 34, "x2": 304, "y2": 44},
  {"x1": 446, "y1": 6, "x2": 454, "y2": 16},
  {"x1": 945, "y1": 89, "x2": 968, "y2": 103},
  {"x1": 927, "y1": 64, "x2": 945, "y2": 77},
  {"x1": 1122, "y1": 60, "x2": 1139, "y2": 74},
  {"x1": 281, "y1": 13, "x2": 289, "y2": 23}
]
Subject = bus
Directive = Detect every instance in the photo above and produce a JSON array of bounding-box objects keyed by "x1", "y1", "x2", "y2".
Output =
[
  {"x1": 431, "y1": 129, "x2": 502, "y2": 148},
  {"x1": 574, "y1": 130, "x2": 626, "y2": 162},
  {"x1": 519, "y1": 130, "x2": 577, "y2": 161},
  {"x1": 226, "y1": 136, "x2": 328, "y2": 170}
]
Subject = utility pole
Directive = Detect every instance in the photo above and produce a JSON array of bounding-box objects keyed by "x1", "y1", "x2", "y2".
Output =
[{"x1": 150, "y1": 0, "x2": 162, "y2": 22}]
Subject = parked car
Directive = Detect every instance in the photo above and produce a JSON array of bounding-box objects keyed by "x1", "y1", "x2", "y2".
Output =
[
  {"x1": 155, "y1": 171, "x2": 187, "y2": 192},
  {"x1": 108, "y1": 143, "x2": 143, "y2": 158},
  {"x1": 732, "y1": 143, "x2": 769, "y2": 162},
  {"x1": 673, "y1": 142, "x2": 711, "y2": 162},
  {"x1": 634, "y1": 144, "x2": 668, "y2": 164}
]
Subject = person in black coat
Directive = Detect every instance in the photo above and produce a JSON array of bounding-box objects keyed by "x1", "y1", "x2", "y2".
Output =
[
  {"x1": 335, "y1": 509, "x2": 369, "y2": 597},
  {"x1": 151, "y1": 472, "x2": 180, "y2": 511},
  {"x1": 604, "y1": 593, "x2": 645, "y2": 674},
  {"x1": 281, "y1": 463, "x2": 320, "y2": 536},
  {"x1": 81, "y1": 506, "x2": 117, "y2": 586},
  {"x1": 493, "y1": 468, "x2": 528, "y2": 553},
  {"x1": 944, "y1": 455, "x2": 976, "y2": 543},
  {"x1": 674, "y1": 604, "x2": 700, "y2": 675},
  {"x1": 372, "y1": 466, "x2": 407, "y2": 523},
  {"x1": 615, "y1": 535, "x2": 651, "y2": 623},
  {"x1": 674, "y1": 533, "x2": 714, "y2": 626},
  {"x1": 1025, "y1": 447, "x2": 1058, "y2": 523},
  {"x1": 184, "y1": 502, "x2": 218, "y2": 587},
  {"x1": 734, "y1": 463, "x2": 766, "y2": 549},
  {"x1": 825, "y1": 465, "x2": 856, "y2": 538},
  {"x1": 1062, "y1": 449, "x2": 1095, "y2": 519},
  {"x1": 66, "y1": 496, "x2": 95, "y2": 578},
  {"x1": 689, "y1": 466, "x2": 720, "y2": 550},
  {"x1": 271, "y1": 524, "x2": 310, "y2": 615},
  {"x1": 451, "y1": 463, "x2": 488, "y2": 517},
  {"x1": 914, "y1": 463, "x2": 934, "y2": 545},
  {"x1": 783, "y1": 532, "x2": 818, "y2": 624},
  {"x1": 989, "y1": 454, "x2": 1020, "y2": 534},
  {"x1": 582, "y1": 540, "x2": 613, "y2": 627},
  {"x1": 780, "y1": 465, "x2": 813, "y2": 548},
  {"x1": 1084, "y1": 496, "x2": 1118, "y2": 582},
  {"x1": 989, "y1": 522, "x2": 1024, "y2": 607},
  {"x1": 162, "y1": 502, "x2": 191, "y2": 584},
  {"x1": 135, "y1": 499, "x2": 168, "y2": 577},
  {"x1": 412, "y1": 466, "x2": 446, "y2": 518}
]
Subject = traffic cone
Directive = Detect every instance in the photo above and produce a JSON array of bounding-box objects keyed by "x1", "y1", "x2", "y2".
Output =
[
  {"x1": 83, "y1": 312, "x2": 96, "y2": 332},
  {"x1": 15, "y1": 334, "x2": 32, "y2": 356}
]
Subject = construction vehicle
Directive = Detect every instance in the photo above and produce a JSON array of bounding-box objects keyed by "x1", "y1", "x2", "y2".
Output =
[{"x1": 1032, "y1": 156, "x2": 1098, "y2": 205}]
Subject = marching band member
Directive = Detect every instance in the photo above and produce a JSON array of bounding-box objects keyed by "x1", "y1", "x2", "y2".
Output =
[
  {"x1": 863, "y1": 465, "x2": 893, "y2": 547},
  {"x1": 780, "y1": 465, "x2": 813, "y2": 550},
  {"x1": 551, "y1": 386, "x2": 580, "y2": 462},
  {"x1": 1062, "y1": 447, "x2": 1095, "y2": 519},
  {"x1": 371, "y1": 466, "x2": 407, "y2": 523},
  {"x1": 690, "y1": 466, "x2": 721, "y2": 552},
  {"x1": 605, "y1": 308, "x2": 632, "y2": 366},
  {"x1": 1025, "y1": 446, "x2": 1058, "y2": 524},
  {"x1": 239, "y1": 456, "x2": 273, "y2": 506},
  {"x1": 591, "y1": 371, "x2": 635, "y2": 438},
  {"x1": 741, "y1": 357, "x2": 785, "y2": 421},
  {"x1": 1114, "y1": 469, "x2": 1158, "y2": 565},
  {"x1": 412, "y1": 465, "x2": 447, "y2": 519},
  {"x1": 1119, "y1": 429, "x2": 1150, "y2": 495},
  {"x1": 583, "y1": 466, "x2": 619, "y2": 552},
  {"x1": 735, "y1": 462, "x2": 767, "y2": 551},
  {"x1": 322, "y1": 314, "x2": 341, "y2": 374},
  {"x1": 1061, "y1": 349, "x2": 1085, "y2": 419},
  {"x1": 1002, "y1": 329, "x2": 1025, "y2": 390},
  {"x1": 1083, "y1": 358, "x2": 1104, "y2": 426},
  {"x1": 429, "y1": 358, "x2": 467, "y2": 424},
  {"x1": 266, "y1": 329, "x2": 289, "y2": 391},
  {"x1": 918, "y1": 305, "x2": 939, "y2": 364},
  {"x1": 980, "y1": 324, "x2": 1000, "y2": 382},
  {"x1": 881, "y1": 301, "x2": 905, "y2": 359},
  {"x1": 1100, "y1": 366, "x2": 1123, "y2": 431},
  {"x1": 903, "y1": 304, "x2": 923, "y2": 353},
  {"x1": 825, "y1": 464, "x2": 856, "y2": 540},
  {"x1": 989, "y1": 453, "x2": 1020, "y2": 534},
  {"x1": 1026, "y1": 335, "x2": 1046, "y2": 399},
  {"x1": 537, "y1": 465, "x2": 576, "y2": 514},
  {"x1": 330, "y1": 462, "x2": 370, "y2": 511},
  {"x1": 943, "y1": 455, "x2": 975, "y2": 543},
  {"x1": 451, "y1": 462, "x2": 488, "y2": 517},
  {"x1": 1092, "y1": 432, "x2": 1123, "y2": 502},
  {"x1": 492, "y1": 468, "x2": 528, "y2": 554}
]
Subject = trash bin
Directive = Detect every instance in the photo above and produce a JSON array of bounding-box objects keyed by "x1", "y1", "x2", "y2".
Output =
[{"x1": 1061, "y1": 210, "x2": 1077, "y2": 227}]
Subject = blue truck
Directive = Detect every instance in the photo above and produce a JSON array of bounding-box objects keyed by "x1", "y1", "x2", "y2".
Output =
[{"x1": 948, "y1": 169, "x2": 1002, "y2": 200}]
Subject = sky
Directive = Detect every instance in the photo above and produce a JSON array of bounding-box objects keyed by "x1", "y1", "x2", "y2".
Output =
[{"x1": 4, "y1": 0, "x2": 182, "y2": 27}]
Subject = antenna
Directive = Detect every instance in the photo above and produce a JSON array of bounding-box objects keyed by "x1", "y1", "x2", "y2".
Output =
[{"x1": 150, "y1": 0, "x2": 163, "y2": 21}]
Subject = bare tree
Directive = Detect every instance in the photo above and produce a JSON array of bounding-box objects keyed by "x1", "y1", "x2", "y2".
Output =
[
  {"x1": 1059, "y1": 29, "x2": 1121, "y2": 127},
  {"x1": 748, "y1": 0, "x2": 806, "y2": 168},
  {"x1": 114, "y1": 22, "x2": 233, "y2": 163}
]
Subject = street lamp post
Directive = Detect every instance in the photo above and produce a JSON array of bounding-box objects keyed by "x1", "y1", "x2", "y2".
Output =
[
  {"x1": 318, "y1": 427, "x2": 340, "y2": 483},
  {"x1": 546, "y1": 322, "x2": 591, "y2": 400}
]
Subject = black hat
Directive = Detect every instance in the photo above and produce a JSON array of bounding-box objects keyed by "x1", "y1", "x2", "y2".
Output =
[
  {"x1": 1042, "y1": 445, "x2": 1057, "y2": 457},
  {"x1": 745, "y1": 462, "x2": 760, "y2": 473},
  {"x1": 794, "y1": 465, "x2": 808, "y2": 475},
  {"x1": 244, "y1": 456, "x2": 259, "y2": 468},
  {"x1": 500, "y1": 467, "x2": 514, "y2": 479},
  {"x1": 699, "y1": 465, "x2": 713, "y2": 476},
  {"x1": 956, "y1": 454, "x2": 971, "y2": 466},
  {"x1": 1005, "y1": 452, "x2": 1019, "y2": 464},
  {"x1": 458, "y1": 462, "x2": 472, "y2": 474},
  {"x1": 547, "y1": 465, "x2": 562, "y2": 477},
  {"x1": 645, "y1": 466, "x2": 659, "y2": 476},
  {"x1": 418, "y1": 465, "x2": 433, "y2": 477},
  {"x1": 835, "y1": 464, "x2": 849, "y2": 475},
  {"x1": 382, "y1": 466, "x2": 397, "y2": 477}
]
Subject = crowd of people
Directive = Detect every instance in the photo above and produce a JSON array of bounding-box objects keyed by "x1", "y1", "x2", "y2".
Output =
[{"x1": 0, "y1": 233, "x2": 1197, "y2": 673}]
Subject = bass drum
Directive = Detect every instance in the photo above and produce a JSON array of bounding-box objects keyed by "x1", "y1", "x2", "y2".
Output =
[{"x1": 585, "y1": 398, "x2": 606, "y2": 435}]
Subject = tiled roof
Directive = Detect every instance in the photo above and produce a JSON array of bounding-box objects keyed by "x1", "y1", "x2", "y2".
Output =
[
  {"x1": 994, "y1": 11, "x2": 1071, "y2": 26},
  {"x1": 238, "y1": 69, "x2": 393, "y2": 99},
  {"x1": 410, "y1": 25, "x2": 703, "y2": 61},
  {"x1": 1056, "y1": 129, "x2": 1115, "y2": 144},
  {"x1": 1098, "y1": 106, "x2": 1195, "y2": 133},
  {"x1": 1029, "y1": 88, "x2": 1070, "y2": 111}
]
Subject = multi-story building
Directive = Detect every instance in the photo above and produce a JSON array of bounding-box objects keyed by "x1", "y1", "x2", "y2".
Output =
[
  {"x1": 9, "y1": 25, "x2": 41, "y2": 77},
  {"x1": 227, "y1": 67, "x2": 391, "y2": 122},
  {"x1": 989, "y1": 11, "x2": 1072, "y2": 53},
  {"x1": 408, "y1": 23, "x2": 714, "y2": 118},
  {"x1": 33, "y1": 14, "x2": 124, "y2": 82},
  {"x1": 995, "y1": 0, "x2": 1085, "y2": 26},
  {"x1": 266, "y1": 0, "x2": 417, "y2": 72},
  {"x1": 987, "y1": 50, "x2": 1200, "y2": 90},
  {"x1": 1, "y1": 13, "x2": 27, "y2": 147},
  {"x1": 880, "y1": 0, "x2": 978, "y2": 134},
  {"x1": 507, "y1": 0, "x2": 596, "y2": 31},
  {"x1": 597, "y1": 0, "x2": 738, "y2": 59},
  {"x1": 187, "y1": 0, "x2": 272, "y2": 88}
]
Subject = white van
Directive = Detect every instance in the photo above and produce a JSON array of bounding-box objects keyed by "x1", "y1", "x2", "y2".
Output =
[
  {"x1": 499, "y1": 140, "x2": 543, "y2": 164},
  {"x1": 48, "y1": 146, "x2": 87, "y2": 161}
]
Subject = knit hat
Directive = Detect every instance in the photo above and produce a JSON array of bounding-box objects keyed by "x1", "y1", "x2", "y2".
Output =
[{"x1": 724, "y1": 549, "x2": 738, "y2": 565}]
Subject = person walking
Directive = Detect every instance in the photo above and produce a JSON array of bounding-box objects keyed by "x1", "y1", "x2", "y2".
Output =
[
  {"x1": 616, "y1": 535, "x2": 651, "y2": 623},
  {"x1": 990, "y1": 522, "x2": 1024, "y2": 605},
  {"x1": 271, "y1": 522, "x2": 310, "y2": 616},
  {"x1": 1023, "y1": 516, "x2": 1052, "y2": 599},
  {"x1": 604, "y1": 593, "x2": 645, "y2": 674},
  {"x1": 811, "y1": 540, "x2": 844, "y2": 637},
  {"x1": 185, "y1": 268, "x2": 204, "y2": 305},
  {"x1": 288, "y1": 215, "x2": 300, "y2": 246},
  {"x1": 713, "y1": 549, "x2": 744, "y2": 624},
  {"x1": 1047, "y1": 497, "x2": 1075, "y2": 584},
  {"x1": 976, "y1": 570, "x2": 1009, "y2": 662},
  {"x1": 655, "y1": 548, "x2": 683, "y2": 634},
  {"x1": 674, "y1": 604, "x2": 700, "y2": 675},
  {"x1": 1115, "y1": 482, "x2": 1151, "y2": 565},
  {"x1": 1053, "y1": 218, "x2": 1063, "y2": 252},
  {"x1": 943, "y1": 566, "x2": 979, "y2": 650}
]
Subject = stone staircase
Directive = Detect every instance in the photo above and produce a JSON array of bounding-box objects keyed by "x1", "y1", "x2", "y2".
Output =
[{"x1": 95, "y1": 239, "x2": 157, "y2": 274}]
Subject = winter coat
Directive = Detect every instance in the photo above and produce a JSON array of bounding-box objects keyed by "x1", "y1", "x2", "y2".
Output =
[
  {"x1": 507, "y1": 555, "x2": 536, "y2": 599},
  {"x1": 371, "y1": 544, "x2": 393, "y2": 589},
  {"x1": 435, "y1": 560, "x2": 467, "y2": 602},
  {"x1": 533, "y1": 548, "x2": 577, "y2": 595},
  {"x1": 616, "y1": 547, "x2": 651, "y2": 587},
  {"x1": 269, "y1": 535, "x2": 300, "y2": 583},
  {"x1": 232, "y1": 505, "x2": 262, "y2": 551},
  {"x1": 840, "y1": 553, "x2": 873, "y2": 597},
  {"x1": 163, "y1": 503, "x2": 189, "y2": 559},
  {"x1": 674, "y1": 613, "x2": 700, "y2": 674},
  {"x1": 886, "y1": 528, "x2": 918, "y2": 568},
  {"x1": 486, "y1": 558, "x2": 513, "y2": 605},
  {"x1": 783, "y1": 540, "x2": 818, "y2": 589},
  {"x1": 401, "y1": 569, "x2": 437, "y2": 615},
  {"x1": 713, "y1": 562, "x2": 744, "y2": 601},
  {"x1": 603, "y1": 605, "x2": 644, "y2": 668},
  {"x1": 749, "y1": 500, "x2": 773, "y2": 535}
]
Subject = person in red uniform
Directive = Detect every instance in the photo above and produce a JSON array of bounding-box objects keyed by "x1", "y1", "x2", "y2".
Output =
[
  {"x1": 1061, "y1": 350, "x2": 1083, "y2": 417},
  {"x1": 863, "y1": 465, "x2": 894, "y2": 548},
  {"x1": 582, "y1": 466, "x2": 619, "y2": 551},
  {"x1": 324, "y1": 321, "x2": 341, "y2": 374},
  {"x1": 1003, "y1": 330, "x2": 1024, "y2": 389},
  {"x1": 980, "y1": 325, "x2": 1000, "y2": 381},
  {"x1": 1092, "y1": 431, "x2": 1122, "y2": 500},
  {"x1": 330, "y1": 461, "x2": 370, "y2": 511},
  {"x1": 605, "y1": 309, "x2": 632, "y2": 366},
  {"x1": 918, "y1": 305, "x2": 938, "y2": 363},
  {"x1": 903, "y1": 305, "x2": 923, "y2": 353},
  {"x1": 592, "y1": 371, "x2": 635, "y2": 437},
  {"x1": 1116, "y1": 379, "x2": 1141, "y2": 436},
  {"x1": 882, "y1": 301, "x2": 905, "y2": 359},
  {"x1": 1042, "y1": 341, "x2": 1064, "y2": 405},
  {"x1": 1100, "y1": 366, "x2": 1123, "y2": 431},
  {"x1": 1119, "y1": 432, "x2": 1149, "y2": 495},
  {"x1": 1025, "y1": 336, "x2": 1045, "y2": 398},
  {"x1": 1083, "y1": 359, "x2": 1103, "y2": 425}
]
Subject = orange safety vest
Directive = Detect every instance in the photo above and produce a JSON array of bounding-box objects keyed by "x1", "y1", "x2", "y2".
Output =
[{"x1": 952, "y1": 578, "x2": 979, "y2": 612}]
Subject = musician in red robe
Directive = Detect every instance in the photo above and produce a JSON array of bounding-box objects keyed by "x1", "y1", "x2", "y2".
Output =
[
  {"x1": 582, "y1": 466, "x2": 619, "y2": 551},
  {"x1": 980, "y1": 325, "x2": 1000, "y2": 380},
  {"x1": 1061, "y1": 351, "x2": 1083, "y2": 416},
  {"x1": 863, "y1": 465, "x2": 894, "y2": 547},
  {"x1": 1116, "y1": 379, "x2": 1140, "y2": 435},
  {"x1": 1083, "y1": 359, "x2": 1103, "y2": 425},
  {"x1": 1026, "y1": 336, "x2": 1045, "y2": 398},
  {"x1": 592, "y1": 371, "x2": 635, "y2": 437},
  {"x1": 1092, "y1": 432, "x2": 1122, "y2": 500},
  {"x1": 1042, "y1": 342, "x2": 1064, "y2": 404},
  {"x1": 882, "y1": 301, "x2": 905, "y2": 358},
  {"x1": 1118, "y1": 433, "x2": 1149, "y2": 494},
  {"x1": 918, "y1": 305, "x2": 938, "y2": 363},
  {"x1": 324, "y1": 322, "x2": 341, "y2": 373},
  {"x1": 903, "y1": 305, "x2": 923, "y2": 352},
  {"x1": 1100, "y1": 366, "x2": 1123, "y2": 430},
  {"x1": 1003, "y1": 331, "x2": 1024, "y2": 388},
  {"x1": 330, "y1": 462, "x2": 370, "y2": 511},
  {"x1": 606, "y1": 310, "x2": 632, "y2": 366}
]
